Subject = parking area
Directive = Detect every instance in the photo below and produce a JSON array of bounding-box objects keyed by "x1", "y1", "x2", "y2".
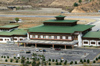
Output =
[{"x1": 0, "y1": 44, "x2": 99, "y2": 62}]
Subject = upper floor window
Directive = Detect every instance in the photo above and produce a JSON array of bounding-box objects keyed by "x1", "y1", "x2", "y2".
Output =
[
  {"x1": 35, "y1": 35, "x2": 38, "y2": 38},
  {"x1": 57, "y1": 36, "x2": 60, "y2": 39},
  {"x1": 62, "y1": 36, "x2": 66, "y2": 39}
]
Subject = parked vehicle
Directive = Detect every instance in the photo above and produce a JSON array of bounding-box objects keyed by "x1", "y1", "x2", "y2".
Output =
[
  {"x1": 43, "y1": 49, "x2": 46, "y2": 52},
  {"x1": 35, "y1": 49, "x2": 39, "y2": 52},
  {"x1": 39, "y1": 49, "x2": 43, "y2": 52},
  {"x1": 26, "y1": 50, "x2": 31, "y2": 54},
  {"x1": 20, "y1": 50, "x2": 24, "y2": 53}
]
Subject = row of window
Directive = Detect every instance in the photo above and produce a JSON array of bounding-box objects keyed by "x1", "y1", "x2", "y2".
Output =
[
  {"x1": 30, "y1": 35, "x2": 72, "y2": 40},
  {"x1": 84, "y1": 41, "x2": 100, "y2": 45},
  {"x1": 0, "y1": 38, "x2": 24, "y2": 41}
]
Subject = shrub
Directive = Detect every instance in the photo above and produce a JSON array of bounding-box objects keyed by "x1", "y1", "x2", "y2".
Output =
[
  {"x1": 1, "y1": 56, "x2": 3, "y2": 58},
  {"x1": 27, "y1": 57, "x2": 29, "y2": 60},
  {"x1": 16, "y1": 60, "x2": 18, "y2": 63},
  {"x1": 96, "y1": 58, "x2": 98, "y2": 61},
  {"x1": 75, "y1": 61, "x2": 77, "y2": 64},
  {"x1": 98, "y1": 56, "x2": 100, "y2": 59},
  {"x1": 80, "y1": 59, "x2": 83, "y2": 63},
  {"x1": 52, "y1": 59, "x2": 55, "y2": 62},
  {"x1": 56, "y1": 62, "x2": 58, "y2": 65},
  {"x1": 87, "y1": 59, "x2": 90, "y2": 63},
  {"x1": 70, "y1": 61, "x2": 73, "y2": 64},
  {"x1": 10, "y1": 59, "x2": 13, "y2": 62},
  {"x1": 18, "y1": 57, "x2": 20, "y2": 59},
  {"x1": 7, "y1": 56, "x2": 9, "y2": 59},
  {"x1": 4, "y1": 56, "x2": 6, "y2": 58},
  {"x1": 26, "y1": 61, "x2": 30, "y2": 64},
  {"x1": 48, "y1": 63, "x2": 51, "y2": 65},
  {"x1": 15, "y1": 17, "x2": 19, "y2": 22},
  {"x1": 64, "y1": 61, "x2": 67, "y2": 65},
  {"x1": 84, "y1": 59, "x2": 86, "y2": 62},
  {"x1": 59, "y1": 62, "x2": 62, "y2": 65},
  {"x1": 5, "y1": 59, "x2": 8, "y2": 62},
  {"x1": 61, "y1": 60, "x2": 63, "y2": 62},
  {"x1": 14, "y1": 57, "x2": 16, "y2": 59},
  {"x1": 49, "y1": 59, "x2": 51, "y2": 61},
  {"x1": 73, "y1": 2, "x2": 78, "y2": 7},
  {"x1": 93, "y1": 60, "x2": 96, "y2": 63},
  {"x1": 43, "y1": 58, "x2": 45, "y2": 61},
  {"x1": 56, "y1": 59, "x2": 58, "y2": 62}
]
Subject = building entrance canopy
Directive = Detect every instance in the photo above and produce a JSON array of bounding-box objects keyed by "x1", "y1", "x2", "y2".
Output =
[{"x1": 18, "y1": 40, "x2": 78, "y2": 45}]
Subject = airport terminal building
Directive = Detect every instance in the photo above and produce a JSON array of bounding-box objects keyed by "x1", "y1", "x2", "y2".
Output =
[{"x1": 18, "y1": 15, "x2": 98, "y2": 49}]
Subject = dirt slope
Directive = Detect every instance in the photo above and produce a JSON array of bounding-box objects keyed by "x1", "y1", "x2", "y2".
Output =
[{"x1": 0, "y1": 0, "x2": 100, "y2": 13}]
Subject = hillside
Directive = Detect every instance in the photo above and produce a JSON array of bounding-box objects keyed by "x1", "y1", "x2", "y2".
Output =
[{"x1": 0, "y1": 0, "x2": 100, "y2": 13}]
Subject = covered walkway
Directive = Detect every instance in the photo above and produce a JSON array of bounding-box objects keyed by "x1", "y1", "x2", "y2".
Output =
[{"x1": 18, "y1": 40, "x2": 78, "y2": 49}]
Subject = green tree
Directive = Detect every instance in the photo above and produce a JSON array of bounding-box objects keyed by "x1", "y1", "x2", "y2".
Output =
[
  {"x1": 52, "y1": 59, "x2": 55, "y2": 62},
  {"x1": 5, "y1": 59, "x2": 8, "y2": 62},
  {"x1": 80, "y1": 59, "x2": 83, "y2": 63},
  {"x1": 16, "y1": 59, "x2": 18, "y2": 63},
  {"x1": 75, "y1": 61, "x2": 77, "y2": 64},
  {"x1": 96, "y1": 58, "x2": 98, "y2": 61},
  {"x1": 79, "y1": 0, "x2": 82, "y2": 4},
  {"x1": 7, "y1": 56, "x2": 9, "y2": 59},
  {"x1": 49, "y1": 59, "x2": 51, "y2": 61},
  {"x1": 56, "y1": 59, "x2": 58, "y2": 62},
  {"x1": 74, "y1": 2, "x2": 79, "y2": 7},
  {"x1": 56, "y1": 62, "x2": 58, "y2": 65},
  {"x1": 48, "y1": 63, "x2": 51, "y2": 65},
  {"x1": 70, "y1": 61, "x2": 73, "y2": 64},
  {"x1": 87, "y1": 59, "x2": 90, "y2": 63},
  {"x1": 84, "y1": 59, "x2": 86, "y2": 62},
  {"x1": 15, "y1": 17, "x2": 19, "y2": 22},
  {"x1": 10, "y1": 59, "x2": 13, "y2": 62},
  {"x1": 93, "y1": 60, "x2": 96, "y2": 63}
]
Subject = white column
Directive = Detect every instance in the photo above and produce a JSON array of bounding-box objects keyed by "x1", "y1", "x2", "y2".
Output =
[
  {"x1": 27, "y1": 33, "x2": 30, "y2": 40},
  {"x1": 78, "y1": 33, "x2": 82, "y2": 47}
]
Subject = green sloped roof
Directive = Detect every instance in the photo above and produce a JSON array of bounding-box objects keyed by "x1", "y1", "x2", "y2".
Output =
[
  {"x1": 29, "y1": 24, "x2": 94, "y2": 33},
  {"x1": 43, "y1": 19, "x2": 78, "y2": 23},
  {"x1": 0, "y1": 25, "x2": 19, "y2": 28},
  {"x1": 55, "y1": 15, "x2": 66, "y2": 17},
  {"x1": 83, "y1": 31, "x2": 100, "y2": 38},
  {"x1": 0, "y1": 29, "x2": 27, "y2": 36}
]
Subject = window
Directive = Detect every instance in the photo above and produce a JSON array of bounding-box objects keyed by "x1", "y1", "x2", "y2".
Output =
[
  {"x1": 51, "y1": 36, "x2": 54, "y2": 39},
  {"x1": 57, "y1": 36, "x2": 60, "y2": 39},
  {"x1": 68, "y1": 36, "x2": 72, "y2": 40},
  {"x1": 62, "y1": 36, "x2": 66, "y2": 39},
  {"x1": 46, "y1": 36, "x2": 49, "y2": 39},
  {"x1": 20, "y1": 39, "x2": 23, "y2": 41},
  {"x1": 35, "y1": 35, "x2": 38, "y2": 38},
  {"x1": 84, "y1": 41, "x2": 88, "y2": 44},
  {"x1": 40, "y1": 35, "x2": 43, "y2": 38},
  {"x1": 91, "y1": 42, "x2": 95, "y2": 44},
  {"x1": 14, "y1": 38, "x2": 17, "y2": 40},
  {"x1": 33, "y1": 35, "x2": 35, "y2": 38},
  {"x1": 0, "y1": 39, "x2": 3, "y2": 41},
  {"x1": 49, "y1": 36, "x2": 51, "y2": 39},
  {"x1": 30, "y1": 35, "x2": 33, "y2": 38},
  {"x1": 98, "y1": 42, "x2": 100, "y2": 45},
  {"x1": 5, "y1": 39, "x2": 9, "y2": 41}
]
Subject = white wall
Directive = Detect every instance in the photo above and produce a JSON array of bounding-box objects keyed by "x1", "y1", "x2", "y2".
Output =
[
  {"x1": 82, "y1": 40, "x2": 100, "y2": 46},
  {"x1": 78, "y1": 33, "x2": 82, "y2": 47},
  {"x1": 0, "y1": 37, "x2": 11, "y2": 43}
]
